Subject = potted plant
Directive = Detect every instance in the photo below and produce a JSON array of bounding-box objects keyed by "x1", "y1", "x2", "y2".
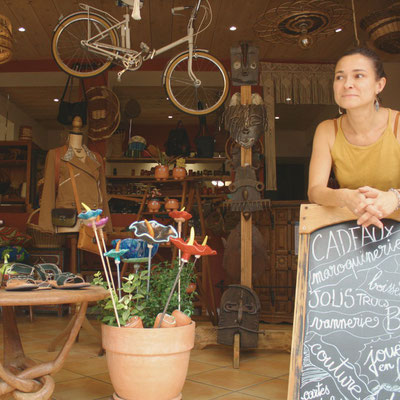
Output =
[
  {"x1": 84, "y1": 209, "x2": 216, "y2": 400},
  {"x1": 144, "y1": 147, "x2": 178, "y2": 180},
  {"x1": 172, "y1": 157, "x2": 187, "y2": 180},
  {"x1": 92, "y1": 260, "x2": 197, "y2": 400}
]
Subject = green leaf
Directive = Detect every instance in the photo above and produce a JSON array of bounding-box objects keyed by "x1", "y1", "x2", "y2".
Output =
[{"x1": 122, "y1": 310, "x2": 131, "y2": 321}]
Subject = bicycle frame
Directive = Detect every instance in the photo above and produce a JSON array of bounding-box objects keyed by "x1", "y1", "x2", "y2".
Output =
[{"x1": 79, "y1": 0, "x2": 204, "y2": 83}]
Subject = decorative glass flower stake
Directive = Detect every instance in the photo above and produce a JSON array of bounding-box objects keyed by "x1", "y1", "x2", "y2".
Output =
[
  {"x1": 78, "y1": 203, "x2": 120, "y2": 327},
  {"x1": 169, "y1": 208, "x2": 192, "y2": 310},
  {"x1": 129, "y1": 219, "x2": 178, "y2": 297},
  {"x1": 104, "y1": 240, "x2": 128, "y2": 300},
  {"x1": 116, "y1": 238, "x2": 159, "y2": 275},
  {"x1": 157, "y1": 227, "x2": 217, "y2": 328}
]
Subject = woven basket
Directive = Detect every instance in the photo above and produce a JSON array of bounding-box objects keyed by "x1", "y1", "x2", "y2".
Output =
[
  {"x1": 87, "y1": 86, "x2": 120, "y2": 141},
  {"x1": 0, "y1": 14, "x2": 12, "y2": 65},
  {"x1": 26, "y1": 209, "x2": 66, "y2": 249},
  {"x1": 360, "y1": 5, "x2": 400, "y2": 54}
]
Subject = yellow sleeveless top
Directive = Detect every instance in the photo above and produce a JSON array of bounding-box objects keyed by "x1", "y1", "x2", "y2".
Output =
[{"x1": 331, "y1": 109, "x2": 400, "y2": 191}]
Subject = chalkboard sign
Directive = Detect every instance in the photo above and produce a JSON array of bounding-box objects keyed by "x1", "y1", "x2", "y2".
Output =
[{"x1": 288, "y1": 204, "x2": 400, "y2": 400}]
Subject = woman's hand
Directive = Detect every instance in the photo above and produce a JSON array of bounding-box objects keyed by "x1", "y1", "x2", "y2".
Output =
[
  {"x1": 342, "y1": 188, "x2": 373, "y2": 216},
  {"x1": 356, "y1": 186, "x2": 399, "y2": 228},
  {"x1": 340, "y1": 188, "x2": 382, "y2": 228}
]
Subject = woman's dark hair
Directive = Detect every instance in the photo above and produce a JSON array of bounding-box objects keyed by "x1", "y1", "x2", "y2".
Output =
[{"x1": 337, "y1": 47, "x2": 386, "y2": 79}]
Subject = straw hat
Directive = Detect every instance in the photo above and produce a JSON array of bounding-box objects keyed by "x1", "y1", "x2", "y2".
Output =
[
  {"x1": 19, "y1": 126, "x2": 32, "y2": 141},
  {"x1": 87, "y1": 86, "x2": 120, "y2": 141}
]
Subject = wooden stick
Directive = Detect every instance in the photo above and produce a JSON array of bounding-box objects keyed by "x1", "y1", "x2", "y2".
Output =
[{"x1": 92, "y1": 221, "x2": 120, "y2": 327}]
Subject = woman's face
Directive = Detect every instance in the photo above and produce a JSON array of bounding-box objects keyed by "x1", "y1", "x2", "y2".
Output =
[{"x1": 333, "y1": 54, "x2": 386, "y2": 110}]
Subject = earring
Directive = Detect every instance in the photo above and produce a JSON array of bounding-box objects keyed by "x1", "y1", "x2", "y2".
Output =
[
  {"x1": 375, "y1": 98, "x2": 380, "y2": 112},
  {"x1": 338, "y1": 106, "x2": 343, "y2": 115}
]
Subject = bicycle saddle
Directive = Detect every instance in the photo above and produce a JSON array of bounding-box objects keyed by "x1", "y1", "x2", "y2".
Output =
[{"x1": 118, "y1": 0, "x2": 142, "y2": 7}]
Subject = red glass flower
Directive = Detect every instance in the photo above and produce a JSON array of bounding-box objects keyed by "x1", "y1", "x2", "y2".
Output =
[
  {"x1": 170, "y1": 228, "x2": 216, "y2": 262},
  {"x1": 168, "y1": 210, "x2": 192, "y2": 223}
]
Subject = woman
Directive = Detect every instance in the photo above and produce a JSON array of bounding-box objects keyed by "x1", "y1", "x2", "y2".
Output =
[{"x1": 308, "y1": 47, "x2": 400, "y2": 229}]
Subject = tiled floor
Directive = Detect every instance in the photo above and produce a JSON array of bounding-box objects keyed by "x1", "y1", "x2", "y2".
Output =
[{"x1": 0, "y1": 311, "x2": 291, "y2": 400}]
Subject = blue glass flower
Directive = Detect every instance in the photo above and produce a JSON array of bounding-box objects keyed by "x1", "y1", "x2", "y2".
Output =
[
  {"x1": 129, "y1": 220, "x2": 178, "y2": 244},
  {"x1": 78, "y1": 209, "x2": 103, "y2": 220},
  {"x1": 110, "y1": 238, "x2": 159, "y2": 260},
  {"x1": 104, "y1": 248, "x2": 128, "y2": 260}
]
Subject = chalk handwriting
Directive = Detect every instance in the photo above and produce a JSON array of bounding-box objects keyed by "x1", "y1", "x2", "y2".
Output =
[{"x1": 297, "y1": 220, "x2": 400, "y2": 400}]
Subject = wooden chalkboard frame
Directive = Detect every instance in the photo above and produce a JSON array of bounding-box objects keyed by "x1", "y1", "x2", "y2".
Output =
[{"x1": 288, "y1": 203, "x2": 400, "y2": 399}]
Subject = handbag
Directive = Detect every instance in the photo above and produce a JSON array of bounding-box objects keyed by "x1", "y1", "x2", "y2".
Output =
[
  {"x1": 57, "y1": 75, "x2": 88, "y2": 126},
  {"x1": 67, "y1": 163, "x2": 107, "y2": 254},
  {"x1": 51, "y1": 208, "x2": 77, "y2": 227},
  {"x1": 77, "y1": 224, "x2": 99, "y2": 254}
]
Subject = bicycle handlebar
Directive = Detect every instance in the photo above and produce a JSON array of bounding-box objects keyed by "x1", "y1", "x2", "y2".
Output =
[{"x1": 171, "y1": 6, "x2": 192, "y2": 15}]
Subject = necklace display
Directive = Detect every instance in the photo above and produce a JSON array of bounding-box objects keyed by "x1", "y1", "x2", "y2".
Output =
[{"x1": 72, "y1": 147, "x2": 86, "y2": 161}]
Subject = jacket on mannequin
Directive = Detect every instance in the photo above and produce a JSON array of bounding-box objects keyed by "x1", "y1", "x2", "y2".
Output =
[{"x1": 38, "y1": 144, "x2": 112, "y2": 234}]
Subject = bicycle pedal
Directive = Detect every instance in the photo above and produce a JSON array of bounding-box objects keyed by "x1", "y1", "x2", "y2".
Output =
[{"x1": 140, "y1": 42, "x2": 150, "y2": 52}]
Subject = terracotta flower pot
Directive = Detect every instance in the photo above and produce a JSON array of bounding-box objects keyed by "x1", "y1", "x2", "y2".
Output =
[
  {"x1": 164, "y1": 198, "x2": 179, "y2": 212},
  {"x1": 102, "y1": 322, "x2": 195, "y2": 400},
  {"x1": 155, "y1": 165, "x2": 169, "y2": 181},
  {"x1": 172, "y1": 167, "x2": 186, "y2": 180},
  {"x1": 148, "y1": 199, "x2": 161, "y2": 212}
]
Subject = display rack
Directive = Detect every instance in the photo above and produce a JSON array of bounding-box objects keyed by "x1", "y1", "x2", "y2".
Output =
[{"x1": 0, "y1": 141, "x2": 44, "y2": 212}]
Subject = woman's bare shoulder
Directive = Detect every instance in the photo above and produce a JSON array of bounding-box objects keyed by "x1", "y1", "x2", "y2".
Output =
[
  {"x1": 314, "y1": 118, "x2": 336, "y2": 144},
  {"x1": 316, "y1": 118, "x2": 336, "y2": 133}
]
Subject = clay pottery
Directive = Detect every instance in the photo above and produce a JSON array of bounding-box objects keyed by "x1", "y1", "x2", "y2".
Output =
[
  {"x1": 172, "y1": 167, "x2": 186, "y2": 180},
  {"x1": 148, "y1": 199, "x2": 161, "y2": 213},
  {"x1": 186, "y1": 282, "x2": 196, "y2": 294},
  {"x1": 155, "y1": 165, "x2": 169, "y2": 180},
  {"x1": 102, "y1": 322, "x2": 195, "y2": 400},
  {"x1": 123, "y1": 316, "x2": 143, "y2": 328},
  {"x1": 154, "y1": 313, "x2": 177, "y2": 328},
  {"x1": 172, "y1": 310, "x2": 192, "y2": 327},
  {"x1": 165, "y1": 198, "x2": 179, "y2": 212}
]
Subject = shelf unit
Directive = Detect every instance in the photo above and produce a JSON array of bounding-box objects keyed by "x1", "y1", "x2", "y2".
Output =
[
  {"x1": 105, "y1": 157, "x2": 229, "y2": 178},
  {"x1": 106, "y1": 157, "x2": 227, "y2": 164},
  {"x1": 105, "y1": 157, "x2": 231, "y2": 213},
  {"x1": 0, "y1": 141, "x2": 44, "y2": 212},
  {"x1": 106, "y1": 175, "x2": 230, "y2": 181}
]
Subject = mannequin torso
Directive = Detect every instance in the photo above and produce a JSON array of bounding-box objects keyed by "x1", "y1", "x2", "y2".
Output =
[
  {"x1": 38, "y1": 116, "x2": 112, "y2": 234},
  {"x1": 69, "y1": 117, "x2": 86, "y2": 163}
]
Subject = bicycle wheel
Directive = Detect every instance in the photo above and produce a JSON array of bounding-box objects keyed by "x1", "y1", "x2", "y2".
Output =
[
  {"x1": 52, "y1": 12, "x2": 118, "y2": 78},
  {"x1": 164, "y1": 51, "x2": 229, "y2": 116}
]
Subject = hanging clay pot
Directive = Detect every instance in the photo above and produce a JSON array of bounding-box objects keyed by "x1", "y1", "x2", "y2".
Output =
[
  {"x1": 172, "y1": 166, "x2": 187, "y2": 180},
  {"x1": 148, "y1": 199, "x2": 161, "y2": 213},
  {"x1": 102, "y1": 322, "x2": 195, "y2": 400},
  {"x1": 155, "y1": 165, "x2": 169, "y2": 180},
  {"x1": 186, "y1": 282, "x2": 196, "y2": 294},
  {"x1": 154, "y1": 313, "x2": 177, "y2": 328},
  {"x1": 172, "y1": 309, "x2": 192, "y2": 327},
  {"x1": 165, "y1": 198, "x2": 179, "y2": 212},
  {"x1": 123, "y1": 316, "x2": 143, "y2": 329}
]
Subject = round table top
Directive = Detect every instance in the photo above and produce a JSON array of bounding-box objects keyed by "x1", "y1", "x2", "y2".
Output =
[{"x1": 0, "y1": 286, "x2": 109, "y2": 306}]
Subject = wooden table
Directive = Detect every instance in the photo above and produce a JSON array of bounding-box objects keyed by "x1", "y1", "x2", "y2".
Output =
[{"x1": 0, "y1": 286, "x2": 108, "y2": 399}]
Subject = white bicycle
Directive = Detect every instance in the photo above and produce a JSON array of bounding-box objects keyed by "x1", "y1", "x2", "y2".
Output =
[{"x1": 51, "y1": 0, "x2": 230, "y2": 116}]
